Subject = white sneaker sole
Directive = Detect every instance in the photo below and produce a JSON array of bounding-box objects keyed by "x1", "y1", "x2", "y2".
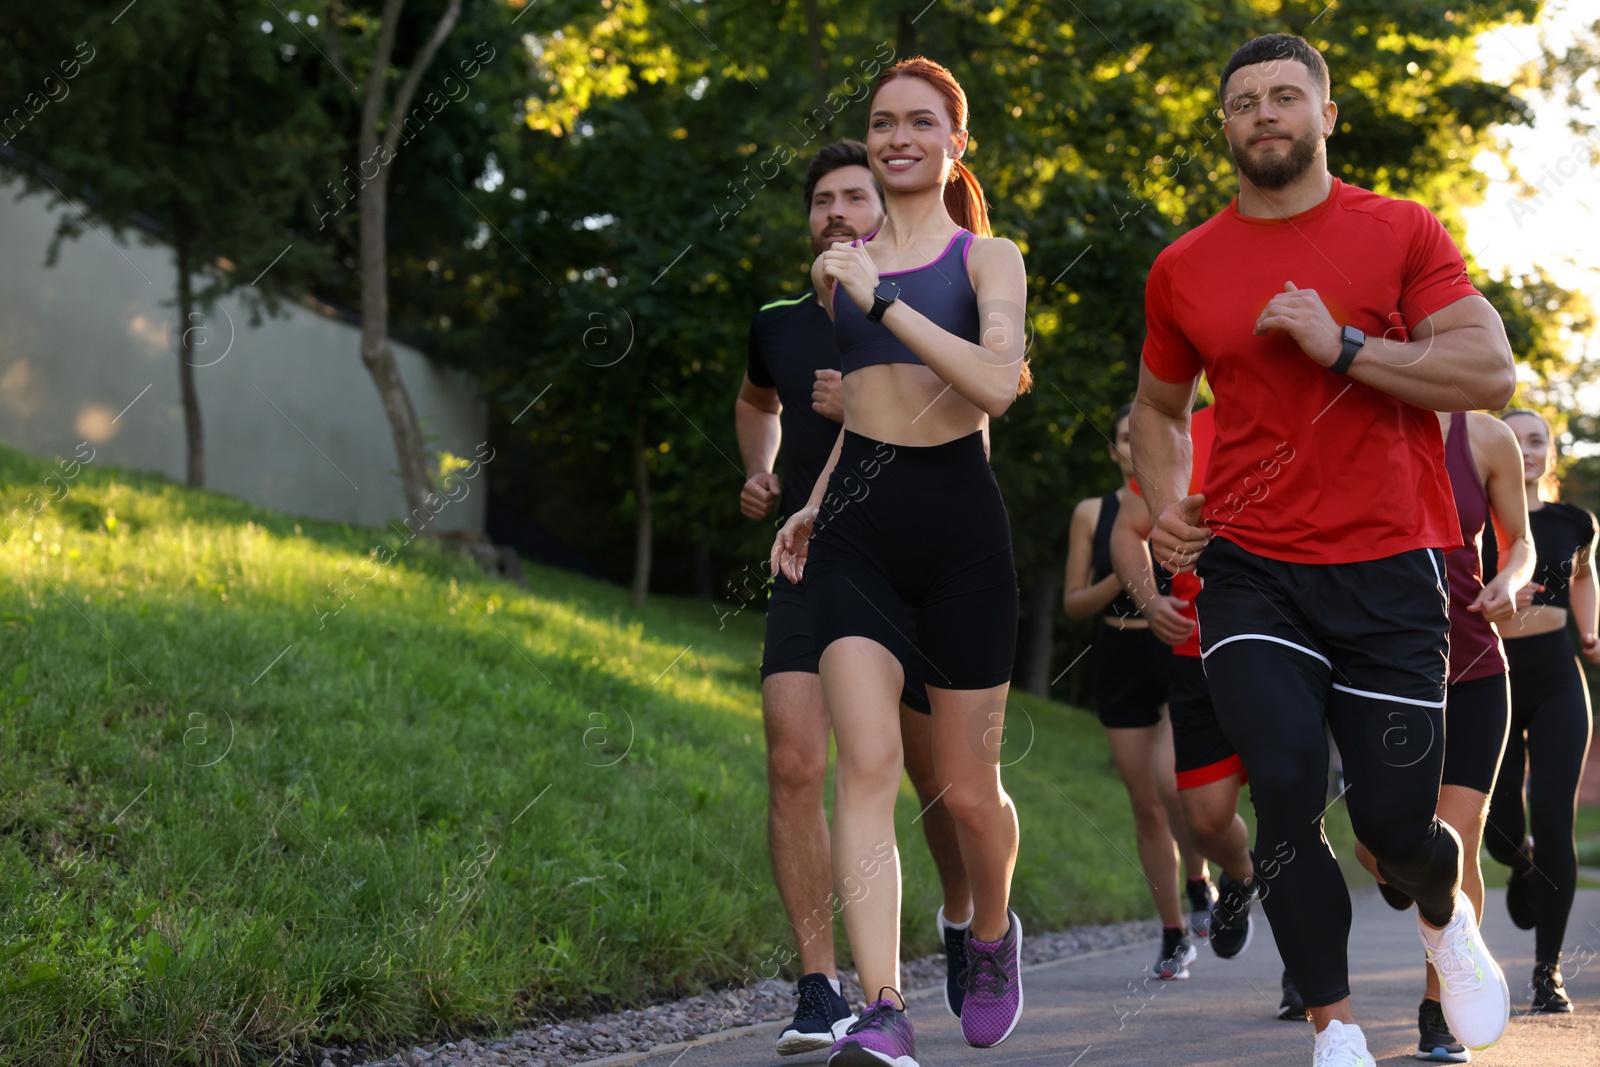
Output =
[
  {"x1": 777, "y1": 1031, "x2": 834, "y2": 1055},
  {"x1": 827, "y1": 1044, "x2": 919, "y2": 1067},
  {"x1": 778, "y1": 1014, "x2": 857, "y2": 1056}
]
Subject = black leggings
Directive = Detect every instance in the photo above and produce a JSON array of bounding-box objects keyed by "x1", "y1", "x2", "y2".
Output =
[
  {"x1": 1197, "y1": 537, "x2": 1459, "y2": 1007},
  {"x1": 1483, "y1": 629, "x2": 1594, "y2": 964}
]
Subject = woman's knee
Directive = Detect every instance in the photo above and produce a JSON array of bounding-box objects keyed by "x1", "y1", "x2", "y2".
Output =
[
  {"x1": 942, "y1": 779, "x2": 1006, "y2": 826},
  {"x1": 834, "y1": 738, "x2": 902, "y2": 790},
  {"x1": 1130, "y1": 798, "x2": 1170, "y2": 838}
]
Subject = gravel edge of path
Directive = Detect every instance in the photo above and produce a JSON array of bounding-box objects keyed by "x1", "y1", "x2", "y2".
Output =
[{"x1": 331, "y1": 919, "x2": 1158, "y2": 1067}]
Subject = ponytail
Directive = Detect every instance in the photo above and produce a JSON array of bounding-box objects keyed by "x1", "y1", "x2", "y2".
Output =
[
  {"x1": 945, "y1": 159, "x2": 991, "y2": 238},
  {"x1": 950, "y1": 155, "x2": 1031, "y2": 394}
]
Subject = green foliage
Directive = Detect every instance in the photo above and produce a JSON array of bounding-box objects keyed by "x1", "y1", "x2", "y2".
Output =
[
  {"x1": 472, "y1": 0, "x2": 1589, "y2": 615},
  {"x1": 0, "y1": 0, "x2": 336, "y2": 313}
]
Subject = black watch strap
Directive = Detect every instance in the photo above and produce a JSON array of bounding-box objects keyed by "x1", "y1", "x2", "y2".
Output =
[
  {"x1": 867, "y1": 281, "x2": 898, "y2": 324},
  {"x1": 1332, "y1": 325, "x2": 1365, "y2": 375}
]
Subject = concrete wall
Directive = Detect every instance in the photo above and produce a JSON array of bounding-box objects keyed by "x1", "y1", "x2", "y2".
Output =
[{"x1": 0, "y1": 174, "x2": 486, "y2": 534}]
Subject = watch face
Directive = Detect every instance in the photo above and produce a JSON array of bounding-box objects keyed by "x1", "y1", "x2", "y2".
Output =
[
  {"x1": 875, "y1": 280, "x2": 899, "y2": 302},
  {"x1": 1343, "y1": 325, "x2": 1365, "y2": 346}
]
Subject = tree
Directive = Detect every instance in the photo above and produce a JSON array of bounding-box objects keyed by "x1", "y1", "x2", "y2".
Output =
[
  {"x1": 321, "y1": 0, "x2": 468, "y2": 526},
  {"x1": 0, "y1": 0, "x2": 333, "y2": 487},
  {"x1": 475, "y1": 0, "x2": 1595, "y2": 639}
]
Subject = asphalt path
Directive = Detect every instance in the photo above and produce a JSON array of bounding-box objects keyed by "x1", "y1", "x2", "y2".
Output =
[{"x1": 606, "y1": 888, "x2": 1600, "y2": 1067}]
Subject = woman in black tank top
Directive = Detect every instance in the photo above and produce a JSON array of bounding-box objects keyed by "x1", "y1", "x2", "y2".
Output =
[
  {"x1": 1482, "y1": 409, "x2": 1598, "y2": 1013},
  {"x1": 767, "y1": 58, "x2": 1030, "y2": 1062},
  {"x1": 1063, "y1": 403, "x2": 1211, "y2": 976}
]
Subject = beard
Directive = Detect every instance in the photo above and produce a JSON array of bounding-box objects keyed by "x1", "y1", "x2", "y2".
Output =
[
  {"x1": 1231, "y1": 128, "x2": 1321, "y2": 190},
  {"x1": 811, "y1": 225, "x2": 862, "y2": 255}
]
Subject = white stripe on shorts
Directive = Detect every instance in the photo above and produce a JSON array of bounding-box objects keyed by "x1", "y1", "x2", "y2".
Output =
[
  {"x1": 1202, "y1": 633, "x2": 1331, "y2": 667},
  {"x1": 1329, "y1": 682, "x2": 1445, "y2": 709}
]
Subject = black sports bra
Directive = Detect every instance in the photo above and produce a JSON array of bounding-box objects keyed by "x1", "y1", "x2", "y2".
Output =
[{"x1": 833, "y1": 229, "x2": 980, "y2": 375}]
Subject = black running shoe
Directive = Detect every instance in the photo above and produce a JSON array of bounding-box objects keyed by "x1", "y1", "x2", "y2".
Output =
[
  {"x1": 1505, "y1": 867, "x2": 1535, "y2": 931},
  {"x1": 777, "y1": 973, "x2": 857, "y2": 1056},
  {"x1": 1186, "y1": 877, "x2": 1217, "y2": 939},
  {"x1": 1209, "y1": 872, "x2": 1255, "y2": 960},
  {"x1": 1278, "y1": 969, "x2": 1309, "y2": 1021},
  {"x1": 1415, "y1": 998, "x2": 1469, "y2": 1063},
  {"x1": 1153, "y1": 928, "x2": 1196, "y2": 980},
  {"x1": 1530, "y1": 962, "x2": 1573, "y2": 1014},
  {"x1": 937, "y1": 906, "x2": 969, "y2": 1019}
]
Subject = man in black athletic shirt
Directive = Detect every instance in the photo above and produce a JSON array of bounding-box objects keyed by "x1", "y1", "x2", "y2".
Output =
[{"x1": 735, "y1": 141, "x2": 972, "y2": 1054}]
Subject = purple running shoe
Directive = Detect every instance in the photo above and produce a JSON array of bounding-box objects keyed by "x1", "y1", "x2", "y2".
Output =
[
  {"x1": 827, "y1": 990, "x2": 917, "y2": 1067},
  {"x1": 960, "y1": 909, "x2": 1024, "y2": 1048}
]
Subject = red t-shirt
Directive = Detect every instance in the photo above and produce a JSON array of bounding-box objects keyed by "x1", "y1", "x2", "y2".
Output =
[
  {"x1": 1142, "y1": 179, "x2": 1473, "y2": 564},
  {"x1": 1132, "y1": 406, "x2": 1214, "y2": 657}
]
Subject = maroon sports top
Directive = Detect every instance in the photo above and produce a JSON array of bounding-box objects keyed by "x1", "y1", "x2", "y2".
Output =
[{"x1": 1443, "y1": 412, "x2": 1506, "y2": 683}]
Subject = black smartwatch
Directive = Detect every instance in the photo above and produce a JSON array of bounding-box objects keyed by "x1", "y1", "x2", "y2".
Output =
[
  {"x1": 867, "y1": 279, "x2": 900, "y2": 324},
  {"x1": 1332, "y1": 325, "x2": 1364, "y2": 375}
]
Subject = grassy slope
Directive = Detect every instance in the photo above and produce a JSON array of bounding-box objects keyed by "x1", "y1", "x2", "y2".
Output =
[
  {"x1": 1, "y1": 444, "x2": 1207, "y2": 1065},
  {"x1": 25, "y1": 445, "x2": 1574, "y2": 1060}
]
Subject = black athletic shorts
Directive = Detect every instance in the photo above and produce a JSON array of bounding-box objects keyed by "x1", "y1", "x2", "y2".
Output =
[
  {"x1": 1196, "y1": 535, "x2": 1449, "y2": 763},
  {"x1": 1169, "y1": 653, "x2": 1247, "y2": 790},
  {"x1": 806, "y1": 430, "x2": 1018, "y2": 691},
  {"x1": 1441, "y1": 672, "x2": 1510, "y2": 794},
  {"x1": 1092, "y1": 623, "x2": 1171, "y2": 729},
  {"x1": 761, "y1": 570, "x2": 930, "y2": 714}
]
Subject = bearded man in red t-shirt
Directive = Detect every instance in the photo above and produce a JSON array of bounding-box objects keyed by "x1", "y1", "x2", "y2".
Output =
[{"x1": 1131, "y1": 33, "x2": 1516, "y2": 1067}]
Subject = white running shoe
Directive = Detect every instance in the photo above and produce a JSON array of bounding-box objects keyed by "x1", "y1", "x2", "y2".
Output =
[
  {"x1": 1314, "y1": 1020, "x2": 1377, "y2": 1067},
  {"x1": 1420, "y1": 892, "x2": 1510, "y2": 1051}
]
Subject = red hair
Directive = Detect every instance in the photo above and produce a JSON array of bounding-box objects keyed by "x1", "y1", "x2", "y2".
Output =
[
  {"x1": 866, "y1": 57, "x2": 991, "y2": 238},
  {"x1": 866, "y1": 58, "x2": 1032, "y2": 395}
]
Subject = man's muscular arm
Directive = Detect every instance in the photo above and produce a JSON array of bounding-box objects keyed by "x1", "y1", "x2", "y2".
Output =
[{"x1": 1255, "y1": 287, "x2": 1514, "y2": 411}]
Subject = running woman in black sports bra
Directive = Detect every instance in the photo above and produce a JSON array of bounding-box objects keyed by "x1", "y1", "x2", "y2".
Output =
[
  {"x1": 1482, "y1": 408, "x2": 1598, "y2": 1014},
  {"x1": 769, "y1": 56, "x2": 1030, "y2": 1067},
  {"x1": 1063, "y1": 402, "x2": 1212, "y2": 981}
]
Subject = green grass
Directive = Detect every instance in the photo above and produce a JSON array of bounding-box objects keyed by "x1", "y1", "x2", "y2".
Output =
[
  {"x1": 8, "y1": 443, "x2": 1582, "y2": 1064},
  {"x1": 0, "y1": 445, "x2": 1173, "y2": 1065}
]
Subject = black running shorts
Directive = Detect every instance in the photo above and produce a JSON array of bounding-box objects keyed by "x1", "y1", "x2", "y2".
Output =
[
  {"x1": 1169, "y1": 653, "x2": 1246, "y2": 790},
  {"x1": 762, "y1": 570, "x2": 931, "y2": 714},
  {"x1": 805, "y1": 430, "x2": 1018, "y2": 691},
  {"x1": 1092, "y1": 623, "x2": 1171, "y2": 729},
  {"x1": 1196, "y1": 535, "x2": 1450, "y2": 736},
  {"x1": 1440, "y1": 672, "x2": 1509, "y2": 794}
]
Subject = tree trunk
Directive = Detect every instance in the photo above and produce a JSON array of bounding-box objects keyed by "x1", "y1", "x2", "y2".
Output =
[
  {"x1": 801, "y1": 0, "x2": 828, "y2": 107},
  {"x1": 1018, "y1": 563, "x2": 1058, "y2": 697},
  {"x1": 171, "y1": 49, "x2": 204, "y2": 489},
  {"x1": 630, "y1": 414, "x2": 652, "y2": 608},
  {"x1": 897, "y1": 7, "x2": 918, "y2": 57},
  {"x1": 348, "y1": 0, "x2": 462, "y2": 530},
  {"x1": 173, "y1": 218, "x2": 205, "y2": 488},
  {"x1": 356, "y1": 159, "x2": 433, "y2": 521}
]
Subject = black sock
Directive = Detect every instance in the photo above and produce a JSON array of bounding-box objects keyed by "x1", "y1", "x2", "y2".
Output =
[{"x1": 1162, "y1": 925, "x2": 1186, "y2": 957}]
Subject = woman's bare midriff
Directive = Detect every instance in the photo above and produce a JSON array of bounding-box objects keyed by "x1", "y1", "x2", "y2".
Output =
[
  {"x1": 843, "y1": 362, "x2": 986, "y2": 447},
  {"x1": 1500, "y1": 603, "x2": 1568, "y2": 639}
]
